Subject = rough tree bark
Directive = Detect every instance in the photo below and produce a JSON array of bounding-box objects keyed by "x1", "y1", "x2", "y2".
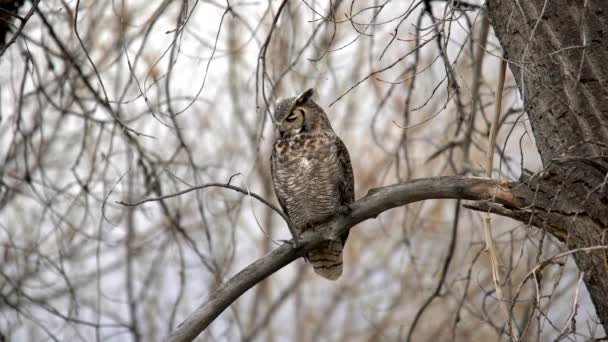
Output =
[
  {"x1": 487, "y1": 0, "x2": 608, "y2": 330},
  {"x1": 0, "y1": 0, "x2": 25, "y2": 46}
]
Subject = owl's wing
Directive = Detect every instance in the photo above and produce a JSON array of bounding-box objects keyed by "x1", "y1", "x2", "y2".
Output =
[
  {"x1": 335, "y1": 137, "x2": 355, "y2": 205},
  {"x1": 270, "y1": 146, "x2": 289, "y2": 218},
  {"x1": 335, "y1": 137, "x2": 354, "y2": 244},
  {"x1": 270, "y1": 145, "x2": 301, "y2": 244}
]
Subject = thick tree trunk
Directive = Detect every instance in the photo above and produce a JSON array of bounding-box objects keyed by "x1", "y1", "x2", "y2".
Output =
[
  {"x1": 487, "y1": 0, "x2": 608, "y2": 330},
  {"x1": 0, "y1": 0, "x2": 25, "y2": 47}
]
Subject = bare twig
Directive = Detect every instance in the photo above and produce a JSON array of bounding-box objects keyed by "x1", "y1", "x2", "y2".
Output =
[
  {"x1": 405, "y1": 200, "x2": 460, "y2": 342},
  {"x1": 482, "y1": 56, "x2": 512, "y2": 339},
  {"x1": 117, "y1": 180, "x2": 300, "y2": 243}
]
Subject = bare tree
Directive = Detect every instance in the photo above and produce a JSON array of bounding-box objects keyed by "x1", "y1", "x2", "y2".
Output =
[{"x1": 0, "y1": 1, "x2": 606, "y2": 341}]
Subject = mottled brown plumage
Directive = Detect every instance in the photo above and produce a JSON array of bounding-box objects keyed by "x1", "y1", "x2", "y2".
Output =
[{"x1": 270, "y1": 89, "x2": 354, "y2": 280}]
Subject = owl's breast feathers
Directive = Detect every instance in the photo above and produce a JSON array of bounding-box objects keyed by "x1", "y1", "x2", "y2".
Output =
[{"x1": 271, "y1": 132, "x2": 347, "y2": 231}]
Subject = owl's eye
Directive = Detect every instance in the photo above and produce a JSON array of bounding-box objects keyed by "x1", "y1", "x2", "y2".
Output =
[{"x1": 285, "y1": 109, "x2": 303, "y2": 122}]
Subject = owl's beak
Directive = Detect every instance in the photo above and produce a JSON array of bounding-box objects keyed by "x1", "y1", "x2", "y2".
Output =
[{"x1": 277, "y1": 122, "x2": 286, "y2": 136}]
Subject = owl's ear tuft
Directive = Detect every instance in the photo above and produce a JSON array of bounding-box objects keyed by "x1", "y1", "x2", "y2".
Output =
[{"x1": 296, "y1": 88, "x2": 315, "y2": 104}]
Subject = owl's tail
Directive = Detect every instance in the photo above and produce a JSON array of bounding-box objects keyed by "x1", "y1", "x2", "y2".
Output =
[{"x1": 307, "y1": 240, "x2": 344, "y2": 280}]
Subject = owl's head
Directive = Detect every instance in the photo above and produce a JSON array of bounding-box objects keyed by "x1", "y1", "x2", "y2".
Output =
[{"x1": 273, "y1": 88, "x2": 333, "y2": 137}]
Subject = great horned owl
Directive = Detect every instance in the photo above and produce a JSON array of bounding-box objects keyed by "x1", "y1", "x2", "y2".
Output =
[{"x1": 270, "y1": 88, "x2": 355, "y2": 280}]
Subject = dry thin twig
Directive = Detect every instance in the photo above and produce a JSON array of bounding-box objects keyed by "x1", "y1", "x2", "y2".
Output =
[{"x1": 482, "y1": 57, "x2": 513, "y2": 339}]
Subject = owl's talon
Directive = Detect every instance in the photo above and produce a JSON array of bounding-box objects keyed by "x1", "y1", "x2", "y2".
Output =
[
  {"x1": 285, "y1": 223, "x2": 300, "y2": 247},
  {"x1": 280, "y1": 238, "x2": 300, "y2": 248},
  {"x1": 337, "y1": 204, "x2": 353, "y2": 215}
]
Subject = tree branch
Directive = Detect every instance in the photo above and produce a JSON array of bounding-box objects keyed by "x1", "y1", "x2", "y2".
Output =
[{"x1": 167, "y1": 175, "x2": 528, "y2": 342}]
